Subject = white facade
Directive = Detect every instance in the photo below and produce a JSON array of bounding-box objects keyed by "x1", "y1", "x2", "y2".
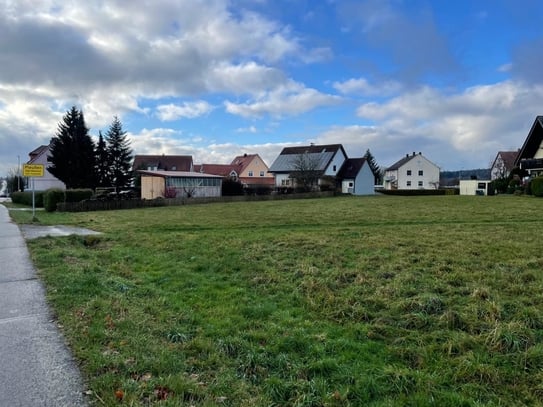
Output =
[
  {"x1": 27, "y1": 145, "x2": 66, "y2": 191},
  {"x1": 459, "y1": 180, "x2": 492, "y2": 195},
  {"x1": 323, "y1": 149, "x2": 347, "y2": 177},
  {"x1": 384, "y1": 153, "x2": 440, "y2": 190}
]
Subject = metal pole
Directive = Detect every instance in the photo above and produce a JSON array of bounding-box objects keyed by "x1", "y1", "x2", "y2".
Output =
[
  {"x1": 32, "y1": 178, "x2": 35, "y2": 219},
  {"x1": 17, "y1": 155, "x2": 20, "y2": 191}
]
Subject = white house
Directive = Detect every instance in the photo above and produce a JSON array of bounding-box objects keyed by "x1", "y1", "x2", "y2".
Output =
[
  {"x1": 26, "y1": 145, "x2": 66, "y2": 191},
  {"x1": 514, "y1": 116, "x2": 543, "y2": 176},
  {"x1": 384, "y1": 152, "x2": 440, "y2": 190},
  {"x1": 336, "y1": 158, "x2": 375, "y2": 195},
  {"x1": 490, "y1": 151, "x2": 518, "y2": 180},
  {"x1": 268, "y1": 144, "x2": 347, "y2": 190}
]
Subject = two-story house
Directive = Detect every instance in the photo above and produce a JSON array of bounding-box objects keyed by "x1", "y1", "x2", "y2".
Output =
[
  {"x1": 490, "y1": 151, "x2": 519, "y2": 180},
  {"x1": 27, "y1": 144, "x2": 66, "y2": 191},
  {"x1": 514, "y1": 116, "x2": 543, "y2": 177},
  {"x1": 268, "y1": 144, "x2": 347, "y2": 190},
  {"x1": 384, "y1": 152, "x2": 440, "y2": 190}
]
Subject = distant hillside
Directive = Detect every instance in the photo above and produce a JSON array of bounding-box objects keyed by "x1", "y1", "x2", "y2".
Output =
[{"x1": 440, "y1": 168, "x2": 490, "y2": 186}]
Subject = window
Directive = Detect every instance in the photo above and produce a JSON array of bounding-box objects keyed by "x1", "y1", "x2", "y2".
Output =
[
  {"x1": 478, "y1": 182, "x2": 486, "y2": 189},
  {"x1": 281, "y1": 179, "x2": 290, "y2": 186},
  {"x1": 418, "y1": 181, "x2": 423, "y2": 187},
  {"x1": 348, "y1": 182, "x2": 354, "y2": 187},
  {"x1": 418, "y1": 170, "x2": 423, "y2": 176},
  {"x1": 406, "y1": 181, "x2": 411, "y2": 186},
  {"x1": 333, "y1": 165, "x2": 337, "y2": 172},
  {"x1": 260, "y1": 171, "x2": 265, "y2": 177},
  {"x1": 407, "y1": 170, "x2": 412, "y2": 176},
  {"x1": 248, "y1": 171, "x2": 253, "y2": 177}
]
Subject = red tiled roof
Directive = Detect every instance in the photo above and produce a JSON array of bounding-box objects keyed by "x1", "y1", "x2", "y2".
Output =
[{"x1": 198, "y1": 164, "x2": 240, "y2": 177}]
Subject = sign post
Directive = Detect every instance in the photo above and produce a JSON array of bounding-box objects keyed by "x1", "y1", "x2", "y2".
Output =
[{"x1": 22, "y1": 164, "x2": 44, "y2": 219}]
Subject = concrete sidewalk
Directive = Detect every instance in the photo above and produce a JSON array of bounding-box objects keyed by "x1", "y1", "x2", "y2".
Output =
[{"x1": 0, "y1": 204, "x2": 88, "y2": 406}]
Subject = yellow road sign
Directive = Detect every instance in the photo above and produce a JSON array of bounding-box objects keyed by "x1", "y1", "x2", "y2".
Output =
[{"x1": 23, "y1": 164, "x2": 44, "y2": 177}]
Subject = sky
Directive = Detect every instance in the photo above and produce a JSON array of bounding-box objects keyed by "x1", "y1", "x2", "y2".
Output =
[{"x1": 1, "y1": 0, "x2": 543, "y2": 177}]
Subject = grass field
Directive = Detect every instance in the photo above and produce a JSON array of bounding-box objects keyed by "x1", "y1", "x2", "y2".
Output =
[{"x1": 8, "y1": 195, "x2": 543, "y2": 406}]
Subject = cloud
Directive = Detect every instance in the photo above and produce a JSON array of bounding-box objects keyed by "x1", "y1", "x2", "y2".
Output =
[
  {"x1": 351, "y1": 80, "x2": 543, "y2": 169},
  {"x1": 224, "y1": 81, "x2": 342, "y2": 118},
  {"x1": 333, "y1": 77, "x2": 402, "y2": 96},
  {"x1": 156, "y1": 101, "x2": 214, "y2": 121}
]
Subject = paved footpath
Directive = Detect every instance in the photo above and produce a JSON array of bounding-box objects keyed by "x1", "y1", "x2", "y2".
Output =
[{"x1": 0, "y1": 204, "x2": 88, "y2": 406}]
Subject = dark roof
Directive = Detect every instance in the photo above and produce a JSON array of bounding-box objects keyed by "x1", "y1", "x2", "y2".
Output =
[
  {"x1": 269, "y1": 144, "x2": 346, "y2": 173},
  {"x1": 28, "y1": 145, "x2": 49, "y2": 163},
  {"x1": 132, "y1": 155, "x2": 193, "y2": 172},
  {"x1": 493, "y1": 151, "x2": 519, "y2": 171},
  {"x1": 278, "y1": 144, "x2": 344, "y2": 156},
  {"x1": 337, "y1": 158, "x2": 366, "y2": 179},
  {"x1": 386, "y1": 153, "x2": 421, "y2": 171},
  {"x1": 514, "y1": 116, "x2": 543, "y2": 167}
]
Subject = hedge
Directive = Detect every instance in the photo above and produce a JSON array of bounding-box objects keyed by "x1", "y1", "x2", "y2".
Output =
[
  {"x1": 44, "y1": 188, "x2": 66, "y2": 212},
  {"x1": 10, "y1": 191, "x2": 44, "y2": 207},
  {"x1": 530, "y1": 176, "x2": 543, "y2": 197},
  {"x1": 378, "y1": 189, "x2": 458, "y2": 196}
]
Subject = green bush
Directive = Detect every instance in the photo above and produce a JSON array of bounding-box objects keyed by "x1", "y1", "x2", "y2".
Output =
[
  {"x1": 379, "y1": 189, "x2": 457, "y2": 196},
  {"x1": 530, "y1": 176, "x2": 543, "y2": 197},
  {"x1": 10, "y1": 191, "x2": 44, "y2": 207},
  {"x1": 65, "y1": 189, "x2": 93, "y2": 202},
  {"x1": 44, "y1": 188, "x2": 66, "y2": 212}
]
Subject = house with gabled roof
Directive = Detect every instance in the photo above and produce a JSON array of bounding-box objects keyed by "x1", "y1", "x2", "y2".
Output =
[
  {"x1": 336, "y1": 158, "x2": 375, "y2": 195},
  {"x1": 384, "y1": 152, "x2": 440, "y2": 190},
  {"x1": 230, "y1": 153, "x2": 274, "y2": 188},
  {"x1": 514, "y1": 116, "x2": 543, "y2": 176},
  {"x1": 27, "y1": 144, "x2": 66, "y2": 191},
  {"x1": 132, "y1": 155, "x2": 193, "y2": 172},
  {"x1": 490, "y1": 151, "x2": 519, "y2": 180},
  {"x1": 268, "y1": 144, "x2": 347, "y2": 190}
]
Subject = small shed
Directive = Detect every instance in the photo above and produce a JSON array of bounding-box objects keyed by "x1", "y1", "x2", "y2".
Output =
[
  {"x1": 459, "y1": 180, "x2": 493, "y2": 196},
  {"x1": 139, "y1": 170, "x2": 222, "y2": 199},
  {"x1": 336, "y1": 158, "x2": 375, "y2": 195}
]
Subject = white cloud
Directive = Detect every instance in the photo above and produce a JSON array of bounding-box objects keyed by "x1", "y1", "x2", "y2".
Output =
[
  {"x1": 156, "y1": 101, "x2": 214, "y2": 121},
  {"x1": 224, "y1": 81, "x2": 342, "y2": 118},
  {"x1": 333, "y1": 77, "x2": 402, "y2": 96}
]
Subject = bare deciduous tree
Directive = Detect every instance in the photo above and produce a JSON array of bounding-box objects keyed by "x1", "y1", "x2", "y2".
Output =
[{"x1": 289, "y1": 152, "x2": 321, "y2": 192}]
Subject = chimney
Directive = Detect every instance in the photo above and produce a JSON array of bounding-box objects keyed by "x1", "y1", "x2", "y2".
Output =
[
  {"x1": 406, "y1": 153, "x2": 409, "y2": 158},
  {"x1": 412, "y1": 152, "x2": 416, "y2": 156},
  {"x1": 418, "y1": 152, "x2": 421, "y2": 155}
]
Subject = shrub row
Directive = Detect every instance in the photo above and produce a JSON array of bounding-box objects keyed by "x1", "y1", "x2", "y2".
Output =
[
  {"x1": 378, "y1": 189, "x2": 459, "y2": 196},
  {"x1": 531, "y1": 176, "x2": 543, "y2": 197},
  {"x1": 10, "y1": 191, "x2": 45, "y2": 207}
]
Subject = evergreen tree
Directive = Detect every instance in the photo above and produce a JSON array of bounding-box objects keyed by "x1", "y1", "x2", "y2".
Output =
[
  {"x1": 48, "y1": 106, "x2": 96, "y2": 189},
  {"x1": 364, "y1": 149, "x2": 382, "y2": 185},
  {"x1": 95, "y1": 131, "x2": 110, "y2": 187},
  {"x1": 105, "y1": 116, "x2": 133, "y2": 192}
]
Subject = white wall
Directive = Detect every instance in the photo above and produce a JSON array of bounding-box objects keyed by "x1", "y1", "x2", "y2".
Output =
[
  {"x1": 397, "y1": 155, "x2": 439, "y2": 190},
  {"x1": 354, "y1": 163, "x2": 375, "y2": 195},
  {"x1": 323, "y1": 150, "x2": 347, "y2": 176},
  {"x1": 460, "y1": 180, "x2": 491, "y2": 195}
]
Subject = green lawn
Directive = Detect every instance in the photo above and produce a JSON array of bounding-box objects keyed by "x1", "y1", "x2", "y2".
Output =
[{"x1": 8, "y1": 195, "x2": 543, "y2": 406}]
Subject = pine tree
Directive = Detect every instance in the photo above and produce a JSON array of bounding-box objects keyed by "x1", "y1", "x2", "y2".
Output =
[
  {"x1": 95, "y1": 131, "x2": 110, "y2": 187},
  {"x1": 364, "y1": 149, "x2": 382, "y2": 185},
  {"x1": 105, "y1": 116, "x2": 133, "y2": 192},
  {"x1": 48, "y1": 106, "x2": 96, "y2": 189}
]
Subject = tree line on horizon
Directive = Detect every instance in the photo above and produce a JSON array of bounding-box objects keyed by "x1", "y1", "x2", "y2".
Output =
[{"x1": 48, "y1": 106, "x2": 133, "y2": 191}]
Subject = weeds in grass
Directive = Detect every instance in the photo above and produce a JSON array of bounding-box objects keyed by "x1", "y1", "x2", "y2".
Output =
[{"x1": 10, "y1": 195, "x2": 543, "y2": 405}]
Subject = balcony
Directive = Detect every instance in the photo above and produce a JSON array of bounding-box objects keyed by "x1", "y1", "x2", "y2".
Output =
[{"x1": 519, "y1": 158, "x2": 543, "y2": 170}]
